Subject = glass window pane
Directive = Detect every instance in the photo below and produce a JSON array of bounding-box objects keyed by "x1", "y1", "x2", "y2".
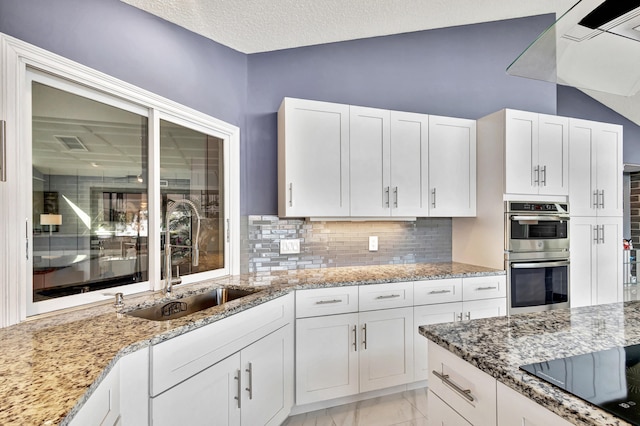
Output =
[
  {"x1": 32, "y1": 82, "x2": 148, "y2": 301},
  {"x1": 160, "y1": 120, "x2": 225, "y2": 280}
]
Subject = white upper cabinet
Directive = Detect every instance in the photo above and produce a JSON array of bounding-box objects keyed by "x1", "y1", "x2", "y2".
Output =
[
  {"x1": 350, "y1": 106, "x2": 392, "y2": 217},
  {"x1": 278, "y1": 98, "x2": 476, "y2": 218},
  {"x1": 278, "y1": 97, "x2": 350, "y2": 217},
  {"x1": 569, "y1": 119, "x2": 623, "y2": 217},
  {"x1": 504, "y1": 110, "x2": 569, "y2": 196},
  {"x1": 429, "y1": 115, "x2": 477, "y2": 216}
]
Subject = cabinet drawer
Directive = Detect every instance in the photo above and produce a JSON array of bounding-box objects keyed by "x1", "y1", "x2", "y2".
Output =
[
  {"x1": 428, "y1": 389, "x2": 472, "y2": 426},
  {"x1": 462, "y1": 275, "x2": 506, "y2": 301},
  {"x1": 429, "y1": 343, "x2": 496, "y2": 425},
  {"x1": 296, "y1": 286, "x2": 358, "y2": 318},
  {"x1": 359, "y1": 282, "x2": 413, "y2": 311},
  {"x1": 414, "y1": 278, "x2": 462, "y2": 305}
]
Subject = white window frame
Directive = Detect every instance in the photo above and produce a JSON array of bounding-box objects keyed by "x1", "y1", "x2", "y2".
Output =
[{"x1": 0, "y1": 33, "x2": 240, "y2": 326}]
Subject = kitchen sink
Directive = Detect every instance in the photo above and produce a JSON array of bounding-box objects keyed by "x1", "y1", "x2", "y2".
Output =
[{"x1": 125, "y1": 287, "x2": 258, "y2": 321}]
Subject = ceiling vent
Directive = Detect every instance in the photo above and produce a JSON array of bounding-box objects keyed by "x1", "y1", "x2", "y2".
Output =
[{"x1": 55, "y1": 135, "x2": 88, "y2": 152}]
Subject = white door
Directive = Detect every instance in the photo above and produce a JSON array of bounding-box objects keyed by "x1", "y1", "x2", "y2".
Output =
[
  {"x1": 570, "y1": 216, "x2": 596, "y2": 307},
  {"x1": 537, "y1": 114, "x2": 569, "y2": 196},
  {"x1": 151, "y1": 353, "x2": 241, "y2": 426},
  {"x1": 350, "y1": 105, "x2": 391, "y2": 217},
  {"x1": 504, "y1": 110, "x2": 538, "y2": 195},
  {"x1": 463, "y1": 298, "x2": 506, "y2": 320},
  {"x1": 414, "y1": 302, "x2": 462, "y2": 381},
  {"x1": 568, "y1": 119, "x2": 597, "y2": 216},
  {"x1": 595, "y1": 123, "x2": 623, "y2": 217},
  {"x1": 280, "y1": 98, "x2": 350, "y2": 217},
  {"x1": 295, "y1": 313, "x2": 359, "y2": 404},
  {"x1": 596, "y1": 217, "x2": 622, "y2": 305},
  {"x1": 390, "y1": 111, "x2": 429, "y2": 217},
  {"x1": 241, "y1": 325, "x2": 293, "y2": 426},
  {"x1": 359, "y1": 307, "x2": 414, "y2": 392},
  {"x1": 428, "y1": 115, "x2": 476, "y2": 217}
]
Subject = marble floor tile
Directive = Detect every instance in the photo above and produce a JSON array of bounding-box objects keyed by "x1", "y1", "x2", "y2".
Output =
[
  {"x1": 283, "y1": 409, "x2": 337, "y2": 426},
  {"x1": 401, "y1": 388, "x2": 429, "y2": 418},
  {"x1": 389, "y1": 417, "x2": 429, "y2": 426},
  {"x1": 328, "y1": 392, "x2": 425, "y2": 426}
]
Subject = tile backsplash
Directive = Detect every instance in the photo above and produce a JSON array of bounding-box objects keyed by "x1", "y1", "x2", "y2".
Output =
[{"x1": 241, "y1": 216, "x2": 452, "y2": 274}]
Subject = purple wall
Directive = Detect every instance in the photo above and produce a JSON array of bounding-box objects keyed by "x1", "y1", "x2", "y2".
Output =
[
  {"x1": 557, "y1": 86, "x2": 640, "y2": 165},
  {"x1": 245, "y1": 15, "x2": 559, "y2": 214}
]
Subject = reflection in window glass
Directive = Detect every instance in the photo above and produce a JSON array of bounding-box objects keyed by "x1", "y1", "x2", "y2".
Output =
[
  {"x1": 160, "y1": 120, "x2": 224, "y2": 280},
  {"x1": 32, "y1": 82, "x2": 148, "y2": 301}
]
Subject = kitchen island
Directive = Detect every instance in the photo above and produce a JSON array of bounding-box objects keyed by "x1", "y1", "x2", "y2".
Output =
[{"x1": 419, "y1": 302, "x2": 640, "y2": 426}]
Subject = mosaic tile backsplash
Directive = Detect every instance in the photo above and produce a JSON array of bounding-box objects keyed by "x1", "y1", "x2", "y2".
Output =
[{"x1": 241, "y1": 216, "x2": 452, "y2": 273}]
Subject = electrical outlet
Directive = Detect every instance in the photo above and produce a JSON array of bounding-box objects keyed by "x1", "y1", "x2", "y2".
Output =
[
  {"x1": 280, "y1": 238, "x2": 301, "y2": 254},
  {"x1": 369, "y1": 236, "x2": 378, "y2": 252}
]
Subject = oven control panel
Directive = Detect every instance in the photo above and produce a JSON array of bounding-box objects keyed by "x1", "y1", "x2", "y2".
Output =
[{"x1": 508, "y1": 202, "x2": 568, "y2": 213}]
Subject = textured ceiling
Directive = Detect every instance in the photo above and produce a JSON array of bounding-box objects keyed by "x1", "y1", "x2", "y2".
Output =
[{"x1": 120, "y1": 0, "x2": 577, "y2": 54}]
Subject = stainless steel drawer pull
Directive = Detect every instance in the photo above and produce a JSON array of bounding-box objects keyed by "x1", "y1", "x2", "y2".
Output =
[
  {"x1": 245, "y1": 363, "x2": 253, "y2": 400},
  {"x1": 541, "y1": 165, "x2": 547, "y2": 186},
  {"x1": 533, "y1": 165, "x2": 540, "y2": 185},
  {"x1": 431, "y1": 188, "x2": 436, "y2": 208},
  {"x1": 475, "y1": 286, "x2": 497, "y2": 291},
  {"x1": 315, "y1": 299, "x2": 342, "y2": 305},
  {"x1": 428, "y1": 290, "x2": 451, "y2": 295},
  {"x1": 593, "y1": 190, "x2": 599, "y2": 209},
  {"x1": 394, "y1": 186, "x2": 398, "y2": 208},
  {"x1": 234, "y1": 370, "x2": 241, "y2": 408},
  {"x1": 375, "y1": 294, "x2": 400, "y2": 300},
  {"x1": 352, "y1": 325, "x2": 357, "y2": 352},
  {"x1": 432, "y1": 370, "x2": 475, "y2": 402},
  {"x1": 362, "y1": 323, "x2": 367, "y2": 350},
  {"x1": 385, "y1": 186, "x2": 390, "y2": 208},
  {"x1": 600, "y1": 189, "x2": 605, "y2": 209}
]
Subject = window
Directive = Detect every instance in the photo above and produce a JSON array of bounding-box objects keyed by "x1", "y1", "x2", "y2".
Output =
[{"x1": 0, "y1": 35, "x2": 240, "y2": 324}]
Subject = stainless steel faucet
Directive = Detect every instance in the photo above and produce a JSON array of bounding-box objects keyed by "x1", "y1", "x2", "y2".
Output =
[{"x1": 164, "y1": 198, "x2": 202, "y2": 295}]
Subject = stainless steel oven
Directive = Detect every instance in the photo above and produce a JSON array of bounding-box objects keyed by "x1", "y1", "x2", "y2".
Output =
[{"x1": 505, "y1": 201, "x2": 570, "y2": 314}]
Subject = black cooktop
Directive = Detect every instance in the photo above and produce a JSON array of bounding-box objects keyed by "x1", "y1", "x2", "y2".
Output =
[{"x1": 521, "y1": 344, "x2": 640, "y2": 425}]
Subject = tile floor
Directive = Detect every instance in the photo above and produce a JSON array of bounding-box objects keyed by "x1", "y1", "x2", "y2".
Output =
[{"x1": 282, "y1": 388, "x2": 429, "y2": 426}]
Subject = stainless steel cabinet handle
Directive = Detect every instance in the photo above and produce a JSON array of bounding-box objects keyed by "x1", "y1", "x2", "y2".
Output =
[
  {"x1": 600, "y1": 225, "x2": 605, "y2": 244},
  {"x1": 475, "y1": 286, "x2": 497, "y2": 291},
  {"x1": 431, "y1": 188, "x2": 436, "y2": 208},
  {"x1": 456, "y1": 312, "x2": 462, "y2": 321},
  {"x1": 432, "y1": 370, "x2": 475, "y2": 402},
  {"x1": 289, "y1": 183, "x2": 293, "y2": 207},
  {"x1": 245, "y1": 363, "x2": 253, "y2": 400},
  {"x1": 428, "y1": 290, "x2": 451, "y2": 295},
  {"x1": 375, "y1": 294, "x2": 400, "y2": 300},
  {"x1": 385, "y1": 186, "x2": 390, "y2": 208},
  {"x1": 352, "y1": 325, "x2": 357, "y2": 352},
  {"x1": 25, "y1": 218, "x2": 29, "y2": 260},
  {"x1": 362, "y1": 323, "x2": 367, "y2": 350},
  {"x1": 541, "y1": 165, "x2": 547, "y2": 186},
  {"x1": 394, "y1": 186, "x2": 398, "y2": 208},
  {"x1": 234, "y1": 370, "x2": 241, "y2": 408},
  {"x1": 593, "y1": 190, "x2": 599, "y2": 209},
  {"x1": 600, "y1": 190, "x2": 605, "y2": 209},
  {"x1": 593, "y1": 225, "x2": 599, "y2": 244},
  {"x1": 315, "y1": 299, "x2": 342, "y2": 305},
  {"x1": 465, "y1": 312, "x2": 471, "y2": 320},
  {"x1": 0, "y1": 120, "x2": 6, "y2": 182},
  {"x1": 533, "y1": 165, "x2": 540, "y2": 186}
]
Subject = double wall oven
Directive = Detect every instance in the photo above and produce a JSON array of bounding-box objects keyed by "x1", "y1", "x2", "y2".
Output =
[{"x1": 505, "y1": 201, "x2": 570, "y2": 314}]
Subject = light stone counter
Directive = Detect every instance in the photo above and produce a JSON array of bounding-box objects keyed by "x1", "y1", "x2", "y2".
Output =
[
  {"x1": 0, "y1": 262, "x2": 502, "y2": 425},
  {"x1": 419, "y1": 302, "x2": 640, "y2": 426}
]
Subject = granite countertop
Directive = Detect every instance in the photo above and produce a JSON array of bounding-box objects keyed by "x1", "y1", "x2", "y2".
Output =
[
  {"x1": 0, "y1": 262, "x2": 502, "y2": 425},
  {"x1": 419, "y1": 302, "x2": 640, "y2": 426}
]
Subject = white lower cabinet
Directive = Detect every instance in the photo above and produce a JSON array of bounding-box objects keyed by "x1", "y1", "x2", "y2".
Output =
[
  {"x1": 428, "y1": 389, "x2": 472, "y2": 426},
  {"x1": 497, "y1": 382, "x2": 572, "y2": 426},
  {"x1": 152, "y1": 324, "x2": 293, "y2": 426}
]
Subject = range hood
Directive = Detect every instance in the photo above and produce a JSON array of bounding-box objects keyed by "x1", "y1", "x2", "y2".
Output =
[{"x1": 508, "y1": 0, "x2": 640, "y2": 96}]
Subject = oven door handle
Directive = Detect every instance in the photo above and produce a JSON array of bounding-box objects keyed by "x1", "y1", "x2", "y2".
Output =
[
  {"x1": 512, "y1": 260, "x2": 570, "y2": 269},
  {"x1": 510, "y1": 215, "x2": 570, "y2": 221}
]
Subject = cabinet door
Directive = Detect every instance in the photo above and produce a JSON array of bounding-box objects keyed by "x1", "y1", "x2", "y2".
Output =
[
  {"x1": 359, "y1": 307, "x2": 414, "y2": 392},
  {"x1": 69, "y1": 363, "x2": 121, "y2": 426},
  {"x1": 295, "y1": 313, "x2": 359, "y2": 404},
  {"x1": 241, "y1": 325, "x2": 294, "y2": 426},
  {"x1": 505, "y1": 110, "x2": 538, "y2": 195},
  {"x1": 570, "y1": 216, "x2": 597, "y2": 307},
  {"x1": 428, "y1": 390, "x2": 472, "y2": 426},
  {"x1": 414, "y1": 302, "x2": 462, "y2": 381},
  {"x1": 463, "y1": 297, "x2": 506, "y2": 320},
  {"x1": 537, "y1": 114, "x2": 569, "y2": 196},
  {"x1": 596, "y1": 217, "x2": 622, "y2": 305},
  {"x1": 350, "y1": 106, "x2": 391, "y2": 217},
  {"x1": 429, "y1": 115, "x2": 477, "y2": 217},
  {"x1": 151, "y1": 353, "x2": 241, "y2": 426},
  {"x1": 278, "y1": 98, "x2": 350, "y2": 217},
  {"x1": 595, "y1": 123, "x2": 623, "y2": 217},
  {"x1": 390, "y1": 111, "x2": 429, "y2": 217},
  {"x1": 497, "y1": 382, "x2": 572, "y2": 426},
  {"x1": 569, "y1": 119, "x2": 597, "y2": 216}
]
